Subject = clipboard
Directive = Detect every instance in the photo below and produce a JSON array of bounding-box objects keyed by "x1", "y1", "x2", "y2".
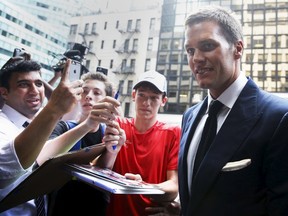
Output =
[
  {"x1": 64, "y1": 164, "x2": 165, "y2": 195},
  {"x1": 0, "y1": 143, "x2": 105, "y2": 213}
]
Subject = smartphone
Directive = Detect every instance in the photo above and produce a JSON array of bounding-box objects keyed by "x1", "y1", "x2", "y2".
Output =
[
  {"x1": 96, "y1": 66, "x2": 108, "y2": 75},
  {"x1": 13, "y1": 48, "x2": 23, "y2": 57},
  {"x1": 69, "y1": 60, "x2": 82, "y2": 81}
]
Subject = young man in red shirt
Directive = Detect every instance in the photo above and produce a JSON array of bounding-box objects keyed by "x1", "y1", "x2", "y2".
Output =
[{"x1": 103, "y1": 70, "x2": 180, "y2": 216}]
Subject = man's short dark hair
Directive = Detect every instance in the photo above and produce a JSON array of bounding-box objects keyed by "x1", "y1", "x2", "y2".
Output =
[{"x1": 0, "y1": 60, "x2": 42, "y2": 89}]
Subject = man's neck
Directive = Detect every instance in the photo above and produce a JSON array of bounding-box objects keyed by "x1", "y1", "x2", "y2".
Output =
[{"x1": 134, "y1": 116, "x2": 157, "y2": 133}]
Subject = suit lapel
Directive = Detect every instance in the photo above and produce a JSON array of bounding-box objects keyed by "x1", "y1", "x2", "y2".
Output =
[
  {"x1": 188, "y1": 79, "x2": 263, "y2": 214},
  {"x1": 178, "y1": 99, "x2": 207, "y2": 214}
]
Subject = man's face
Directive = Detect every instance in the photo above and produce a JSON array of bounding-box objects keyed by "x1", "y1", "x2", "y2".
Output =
[
  {"x1": 133, "y1": 86, "x2": 167, "y2": 120},
  {"x1": 1, "y1": 71, "x2": 45, "y2": 119},
  {"x1": 184, "y1": 21, "x2": 241, "y2": 98},
  {"x1": 80, "y1": 79, "x2": 106, "y2": 116}
]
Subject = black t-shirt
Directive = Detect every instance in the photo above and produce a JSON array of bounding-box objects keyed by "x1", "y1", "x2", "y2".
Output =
[
  {"x1": 49, "y1": 120, "x2": 107, "y2": 216},
  {"x1": 49, "y1": 120, "x2": 103, "y2": 148}
]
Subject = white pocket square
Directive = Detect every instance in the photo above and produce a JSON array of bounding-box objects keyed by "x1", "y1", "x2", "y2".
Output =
[{"x1": 222, "y1": 159, "x2": 251, "y2": 172}]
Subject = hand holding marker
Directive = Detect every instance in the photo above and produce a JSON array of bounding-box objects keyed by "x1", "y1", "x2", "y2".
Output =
[{"x1": 112, "y1": 90, "x2": 119, "y2": 150}]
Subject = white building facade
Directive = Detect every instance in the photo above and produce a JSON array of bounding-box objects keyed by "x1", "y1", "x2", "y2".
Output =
[
  {"x1": 67, "y1": 6, "x2": 162, "y2": 117},
  {"x1": 0, "y1": 0, "x2": 70, "y2": 81}
]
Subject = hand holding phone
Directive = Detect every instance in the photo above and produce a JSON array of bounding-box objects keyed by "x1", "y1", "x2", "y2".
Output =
[{"x1": 68, "y1": 60, "x2": 82, "y2": 81}]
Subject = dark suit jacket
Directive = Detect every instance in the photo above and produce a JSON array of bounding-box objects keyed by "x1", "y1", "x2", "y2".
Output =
[{"x1": 178, "y1": 78, "x2": 288, "y2": 216}]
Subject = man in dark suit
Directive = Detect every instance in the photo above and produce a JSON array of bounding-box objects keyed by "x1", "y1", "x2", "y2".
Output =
[{"x1": 178, "y1": 5, "x2": 288, "y2": 216}]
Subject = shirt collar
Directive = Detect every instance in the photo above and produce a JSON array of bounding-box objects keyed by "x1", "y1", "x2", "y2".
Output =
[
  {"x1": 2, "y1": 104, "x2": 31, "y2": 129},
  {"x1": 208, "y1": 71, "x2": 248, "y2": 110}
]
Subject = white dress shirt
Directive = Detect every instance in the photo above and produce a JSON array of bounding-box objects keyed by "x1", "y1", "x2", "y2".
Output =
[
  {"x1": 0, "y1": 104, "x2": 36, "y2": 216},
  {"x1": 187, "y1": 72, "x2": 248, "y2": 192}
]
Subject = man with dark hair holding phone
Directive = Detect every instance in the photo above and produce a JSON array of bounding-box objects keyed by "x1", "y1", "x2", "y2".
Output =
[{"x1": 0, "y1": 50, "x2": 83, "y2": 215}]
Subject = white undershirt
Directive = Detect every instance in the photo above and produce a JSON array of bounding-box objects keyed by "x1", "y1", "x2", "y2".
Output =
[{"x1": 187, "y1": 72, "x2": 248, "y2": 192}]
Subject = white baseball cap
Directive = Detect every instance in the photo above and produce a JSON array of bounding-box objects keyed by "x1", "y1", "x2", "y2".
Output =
[{"x1": 133, "y1": 70, "x2": 167, "y2": 94}]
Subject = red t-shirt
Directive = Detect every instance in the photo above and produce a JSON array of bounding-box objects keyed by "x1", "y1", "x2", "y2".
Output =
[{"x1": 106, "y1": 118, "x2": 180, "y2": 216}]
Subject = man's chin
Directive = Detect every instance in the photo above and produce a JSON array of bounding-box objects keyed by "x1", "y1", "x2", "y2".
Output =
[
  {"x1": 30, "y1": 105, "x2": 42, "y2": 113},
  {"x1": 82, "y1": 106, "x2": 92, "y2": 112}
]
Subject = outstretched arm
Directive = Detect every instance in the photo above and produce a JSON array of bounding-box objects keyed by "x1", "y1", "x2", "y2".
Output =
[
  {"x1": 37, "y1": 97, "x2": 121, "y2": 165},
  {"x1": 91, "y1": 120, "x2": 126, "y2": 169},
  {"x1": 152, "y1": 170, "x2": 179, "y2": 202},
  {"x1": 14, "y1": 60, "x2": 83, "y2": 169}
]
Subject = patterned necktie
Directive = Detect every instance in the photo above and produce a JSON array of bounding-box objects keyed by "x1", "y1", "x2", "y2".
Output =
[
  {"x1": 193, "y1": 100, "x2": 223, "y2": 178},
  {"x1": 23, "y1": 121, "x2": 46, "y2": 215},
  {"x1": 35, "y1": 196, "x2": 45, "y2": 216},
  {"x1": 31, "y1": 152, "x2": 46, "y2": 216},
  {"x1": 22, "y1": 121, "x2": 29, "y2": 128}
]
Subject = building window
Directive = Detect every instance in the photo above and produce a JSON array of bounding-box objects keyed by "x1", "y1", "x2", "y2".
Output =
[
  {"x1": 69, "y1": 24, "x2": 78, "y2": 35},
  {"x1": 84, "y1": 23, "x2": 89, "y2": 34},
  {"x1": 147, "y1": 38, "x2": 153, "y2": 51},
  {"x1": 21, "y1": 39, "x2": 31, "y2": 46},
  {"x1": 258, "y1": 54, "x2": 267, "y2": 63},
  {"x1": 271, "y1": 35, "x2": 281, "y2": 48},
  {"x1": 246, "y1": 53, "x2": 253, "y2": 62},
  {"x1": 172, "y1": 39, "x2": 182, "y2": 50},
  {"x1": 38, "y1": 15, "x2": 47, "y2": 21},
  {"x1": 253, "y1": 36, "x2": 264, "y2": 48},
  {"x1": 170, "y1": 54, "x2": 178, "y2": 63},
  {"x1": 271, "y1": 70, "x2": 280, "y2": 81},
  {"x1": 132, "y1": 39, "x2": 138, "y2": 51},
  {"x1": 104, "y1": 22, "x2": 107, "y2": 30},
  {"x1": 119, "y1": 80, "x2": 124, "y2": 94},
  {"x1": 124, "y1": 39, "x2": 129, "y2": 51},
  {"x1": 121, "y1": 59, "x2": 127, "y2": 71},
  {"x1": 36, "y1": 2, "x2": 49, "y2": 8},
  {"x1": 145, "y1": 59, "x2": 151, "y2": 71},
  {"x1": 124, "y1": 102, "x2": 130, "y2": 117},
  {"x1": 271, "y1": 54, "x2": 282, "y2": 63},
  {"x1": 158, "y1": 54, "x2": 167, "y2": 64},
  {"x1": 110, "y1": 59, "x2": 113, "y2": 69},
  {"x1": 127, "y1": 80, "x2": 133, "y2": 95},
  {"x1": 160, "y1": 39, "x2": 169, "y2": 50},
  {"x1": 150, "y1": 18, "x2": 155, "y2": 30},
  {"x1": 253, "y1": 9, "x2": 264, "y2": 22},
  {"x1": 258, "y1": 70, "x2": 266, "y2": 81},
  {"x1": 91, "y1": 23, "x2": 97, "y2": 34},
  {"x1": 101, "y1": 40, "x2": 104, "y2": 49},
  {"x1": 88, "y1": 41, "x2": 93, "y2": 50},
  {"x1": 127, "y1": 20, "x2": 132, "y2": 32},
  {"x1": 130, "y1": 59, "x2": 135, "y2": 72},
  {"x1": 113, "y1": 40, "x2": 116, "y2": 49},
  {"x1": 246, "y1": 36, "x2": 251, "y2": 48},
  {"x1": 136, "y1": 19, "x2": 141, "y2": 31}
]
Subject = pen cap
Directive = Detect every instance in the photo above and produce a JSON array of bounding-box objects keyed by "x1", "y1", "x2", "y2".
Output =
[{"x1": 133, "y1": 70, "x2": 167, "y2": 94}]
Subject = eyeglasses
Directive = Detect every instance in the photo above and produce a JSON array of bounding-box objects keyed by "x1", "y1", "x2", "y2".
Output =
[{"x1": 0, "y1": 48, "x2": 31, "y2": 71}]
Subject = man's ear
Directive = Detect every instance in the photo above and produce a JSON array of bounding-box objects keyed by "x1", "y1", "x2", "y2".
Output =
[
  {"x1": 234, "y1": 40, "x2": 243, "y2": 59},
  {"x1": 132, "y1": 90, "x2": 136, "y2": 101},
  {"x1": 161, "y1": 96, "x2": 168, "y2": 107},
  {"x1": 0, "y1": 87, "x2": 8, "y2": 101}
]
